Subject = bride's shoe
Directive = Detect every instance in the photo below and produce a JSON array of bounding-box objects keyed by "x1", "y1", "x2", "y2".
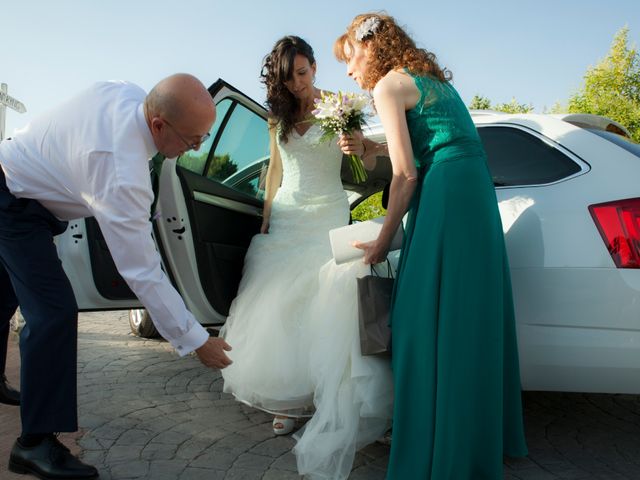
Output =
[{"x1": 273, "y1": 416, "x2": 295, "y2": 435}]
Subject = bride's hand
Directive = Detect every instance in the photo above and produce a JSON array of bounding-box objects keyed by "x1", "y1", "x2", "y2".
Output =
[
  {"x1": 353, "y1": 239, "x2": 389, "y2": 265},
  {"x1": 338, "y1": 131, "x2": 365, "y2": 157},
  {"x1": 260, "y1": 217, "x2": 270, "y2": 234}
]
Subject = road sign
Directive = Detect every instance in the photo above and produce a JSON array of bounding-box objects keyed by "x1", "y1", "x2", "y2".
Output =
[
  {"x1": 0, "y1": 83, "x2": 27, "y2": 141},
  {"x1": 0, "y1": 91, "x2": 26, "y2": 113}
]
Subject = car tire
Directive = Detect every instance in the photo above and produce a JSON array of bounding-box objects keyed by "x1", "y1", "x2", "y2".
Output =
[{"x1": 128, "y1": 309, "x2": 160, "y2": 338}]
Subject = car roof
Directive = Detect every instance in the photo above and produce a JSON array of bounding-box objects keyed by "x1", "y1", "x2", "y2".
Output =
[{"x1": 468, "y1": 110, "x2": 632, "y2": 139}]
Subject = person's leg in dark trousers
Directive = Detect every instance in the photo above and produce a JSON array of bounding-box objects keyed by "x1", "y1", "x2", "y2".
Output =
[
  {"x1": 0, "y1": 203, "x2": 78, "y2": 434},
  {"x1": 0, "y1": 262, "x2": 20, "y2": 405},
  {"x1": 0, "y1": 171, "x2": 97, "y2": 478}
]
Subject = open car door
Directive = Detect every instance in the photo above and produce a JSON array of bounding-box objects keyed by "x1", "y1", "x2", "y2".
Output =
[{"x1": 152, "y1": 79, "x2": 269, "y2": 326}]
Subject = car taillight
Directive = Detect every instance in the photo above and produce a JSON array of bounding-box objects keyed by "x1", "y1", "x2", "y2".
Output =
[{"x1": 589, "y1": 198, "x2": 640, "y2": 268}]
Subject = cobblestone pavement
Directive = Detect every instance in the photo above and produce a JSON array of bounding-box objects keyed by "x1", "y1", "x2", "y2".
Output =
[{"x1": 2, "y1": 311, "x2": 640, "y2": 479}]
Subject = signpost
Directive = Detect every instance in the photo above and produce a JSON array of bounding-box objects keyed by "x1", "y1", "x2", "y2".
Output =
[{"x1": 0, "y1": 83, "x2": 27, "y2": 141}]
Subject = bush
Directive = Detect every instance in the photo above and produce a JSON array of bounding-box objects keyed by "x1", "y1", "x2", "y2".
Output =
[{"x1": 351, "y1": 191, "x2": 386, "y2": 222}]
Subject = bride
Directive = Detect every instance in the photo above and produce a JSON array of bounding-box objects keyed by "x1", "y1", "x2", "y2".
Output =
[{"x1": 220, "y1": 35, "x2": 393, "y2": 479}]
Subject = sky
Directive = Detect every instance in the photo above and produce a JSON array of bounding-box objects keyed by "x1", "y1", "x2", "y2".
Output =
[{"x1": 2, "y1": 0, "x2": 639, "y2": 136}]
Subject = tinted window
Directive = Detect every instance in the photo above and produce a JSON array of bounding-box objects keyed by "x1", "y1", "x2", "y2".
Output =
[
  {"x1": 177, "y1": 99, "x2": 269, "y2": 199},
  {"x1": 178, "y1": 98, "x2": 233, "y2": 175},
  {"x1": 478, "y1": 126, "x2": 581, "y2": 186},
  {"x1": 586, "y1": 129, "x2": 640, "y2": 159}
]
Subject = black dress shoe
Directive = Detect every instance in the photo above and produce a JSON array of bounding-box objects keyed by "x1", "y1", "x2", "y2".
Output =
[
  {"x1": 9, "y1": 435, "x2": 98, "y2": 479},
  {"x1": 0, "y1": 374, "x2": 20, "y2": 405}
]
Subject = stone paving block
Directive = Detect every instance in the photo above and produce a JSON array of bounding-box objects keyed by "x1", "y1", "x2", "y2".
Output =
[
  {"x1": 179, "y1": 467, "x2": 226, "y2": 480},
  {"x1": 106, "y1": 445, "x2": 144, "y2": 464},
  {"x1": 369, "y1": 453, "x2": 389, "y2": 470},
  {"x1": 214, "y1": 433, "x2": 257, "y2": 455},
  {"x1": 109, "y1": 460, "x2": 150, "y2": 478},
  {"x1": 349, "y1": 464, "x2": 387, "y2": 480},
  {"x1": 176, "y1": 438, "x2": 215, "y2": 460},
  {"x1": 146, "y1": 460, "x2": 189, "y2": 480},
  {"x1": 115, "y1": 428, "x2": 154, "y2": 446},
  {"x1": 140, "y1": 442, "x2": 178, "y2": 461},
  {"x1": 270, "y1": 452, "x2": 298, "y2": 472},
  {"x1": 232, "y1": 452, "x2": 273, "y2": 470},
  {"x1": 249, "y1": 437, "x2": 295, "y2": 457},
  {"x1": 262, "y1": 469, "x2": 301, "y2": 480},
  {"x1": 80, "y1": 449, "x2": 106, "y2": 466},
  {"x1": 506, "y1": 467, "x2": 559, "y2": 480},
  {"x1": 189, "y1": 448, "x2": 237, "y2": 470},
  {"x1": 151, "y1": 429, "x2": 192, "y2": 445},
  {"x1": 223, "y1": 467, "x2": 264, "y2": 480}
]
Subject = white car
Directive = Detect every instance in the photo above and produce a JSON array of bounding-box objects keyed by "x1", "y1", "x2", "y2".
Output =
[{"x1": 56, "y1": 80, "x2": 640, "y2": 394}]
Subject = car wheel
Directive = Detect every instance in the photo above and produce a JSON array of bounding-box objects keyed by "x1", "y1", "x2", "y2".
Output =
[{"x1": 128, "y1": 309, "x2": 160, "y2": 338}]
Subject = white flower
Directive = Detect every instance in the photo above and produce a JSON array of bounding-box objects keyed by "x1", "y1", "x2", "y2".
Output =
[{"x1": 354, "y1": 17, "x2": 381, "y2": 42}]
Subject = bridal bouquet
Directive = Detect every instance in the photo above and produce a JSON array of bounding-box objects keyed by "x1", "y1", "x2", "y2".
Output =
[{"x1": 312, "y1": 91, "x2": 372, "y2": 183}]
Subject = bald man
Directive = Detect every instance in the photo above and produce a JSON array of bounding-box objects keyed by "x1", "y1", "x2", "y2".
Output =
[{"x1": 0, "y1": 74, "x2": 231, "y2": 479}]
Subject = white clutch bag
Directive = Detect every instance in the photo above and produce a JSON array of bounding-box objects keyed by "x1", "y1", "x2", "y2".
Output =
[{"x1": 329, "y1": 216, "x2": 404, "y2": 265}]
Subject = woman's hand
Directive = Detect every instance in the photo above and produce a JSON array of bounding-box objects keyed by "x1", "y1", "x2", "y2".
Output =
[
  {"x1": 260, "y1": 216, "x2": 270, "y2": 234},
  {"x1": 353, "y1": 239, "x2": 390, "y2": 265},
  {"x1": 338, "y1": 131, "x2": 365, "y2": 157}
]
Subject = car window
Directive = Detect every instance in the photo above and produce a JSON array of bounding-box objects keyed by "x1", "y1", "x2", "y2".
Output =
[
  {"x1": 478, "y1": 126, "x2": 581, "y2": 186},
  {"x1": 586, "y1": 129, "x2": 640, "y2": 159},
  {"x1": 207, "y1": 102, "x2": 269, "y2": 197},
  {"x1": 178, "y1": 98, "x2": 233, "y2": 175},
  {"x1": 177, "y1": 99, "x2": 270, "y2": 199}
]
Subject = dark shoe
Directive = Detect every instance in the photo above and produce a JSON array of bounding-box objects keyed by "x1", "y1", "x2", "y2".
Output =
[
  {"x1": 9, "y1": 435, "x2": 98, "y2": 479},
  {"x1": 0, "y1": 374, "x2": 20, "y2": 405}
]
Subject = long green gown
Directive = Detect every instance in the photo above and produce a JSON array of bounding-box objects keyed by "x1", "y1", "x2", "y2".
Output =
[{"x1": 386, "y1": 70, "x2": 528, "y2": 479}]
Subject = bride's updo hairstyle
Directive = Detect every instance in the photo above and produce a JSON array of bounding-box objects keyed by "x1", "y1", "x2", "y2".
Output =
[
  {"x1": 261, "y1": 35, "x2": 315, "y2": 142},
  {"x1": 334, "y1": 13, "x2": 452, "y2": 90}
]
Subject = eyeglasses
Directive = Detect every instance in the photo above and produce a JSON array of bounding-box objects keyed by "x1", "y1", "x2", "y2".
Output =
[{"x1": 163, "y1": 118, "x2": 211, "y2": 151}]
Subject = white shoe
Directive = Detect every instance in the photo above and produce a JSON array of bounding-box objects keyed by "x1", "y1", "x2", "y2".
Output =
[{"x1": 273, "y1": 416, "x2": 295, "y2": 435}]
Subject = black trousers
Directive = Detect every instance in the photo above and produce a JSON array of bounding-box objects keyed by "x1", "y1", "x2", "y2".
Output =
[{"x1": 0, "y1": 166, "x2": 77, "y2": 434}]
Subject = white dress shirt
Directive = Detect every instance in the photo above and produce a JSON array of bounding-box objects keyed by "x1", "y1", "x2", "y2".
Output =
[{"x1": 0, "y1": 81, "x2": 209, "y2": 356}]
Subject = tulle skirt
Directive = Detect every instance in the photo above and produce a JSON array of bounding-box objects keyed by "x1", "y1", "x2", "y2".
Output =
[{"x1": 220, "y1": 190, "x2": 393, "y2": 479}]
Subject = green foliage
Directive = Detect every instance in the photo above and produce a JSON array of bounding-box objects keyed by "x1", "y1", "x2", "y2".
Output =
[
  {"x1": 568, "y1": 27, "x2": 640, "y2": 141},
  {"x1": 177, "y1": 151, "x2": 240, "y2": 182},
  {"x1": 468, "y1": 94, "x2": 492, "y2": 110},
  {"x1": 351, "y1": 191, "x2": 386, "y2": 222},
  {"x1": 177, "y1": 150, "x2": 208, "y2": 174},
  {"x1": 206, "y1": 154, "x2": 238, "y2": 181},
  {"x1": 546, "y1": 102, "x2": 567, "y2": 114},
  {"x1": 468, "y1": 94, "x2": 532, "y2": 113},
  {"x1": 493, "y1": 98, "x2": 534, "y2": 114}
]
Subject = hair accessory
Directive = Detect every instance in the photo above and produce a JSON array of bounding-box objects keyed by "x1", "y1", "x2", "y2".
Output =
[{"x1": 354, "y1": 16, "x2": 381, "y2": 42}]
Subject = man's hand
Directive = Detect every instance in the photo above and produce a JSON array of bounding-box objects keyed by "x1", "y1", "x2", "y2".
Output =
[{"x1": 195, "y1": 337, "x2": 233, "y2": 369}]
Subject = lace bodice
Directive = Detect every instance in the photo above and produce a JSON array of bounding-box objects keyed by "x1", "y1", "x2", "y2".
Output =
[
  {"x1": 275, "y1": 123, "x2": 345, "y2": 204},
  {"x1": 405, "y1": 70, "x2": 485, "y2": 168}
]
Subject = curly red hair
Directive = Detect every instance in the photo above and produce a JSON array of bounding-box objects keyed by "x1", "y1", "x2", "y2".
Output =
[{"x1": 334, "y1": 13, "x2": 451, "y2": 90}]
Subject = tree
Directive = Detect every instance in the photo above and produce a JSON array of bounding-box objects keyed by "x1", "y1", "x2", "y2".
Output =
[
  {"x1": 568, "y1": 27, "x2": 640, "y2": 142},
  {"x1": 493, "y1": 98, "x2": 534, "y2": 114},
  {"x1": 469, "y1": 94, "x2": 492, "y2": 110},
  {"x1": 467, "y1": 95, "x2": 533, "y2": 113},
  {"x1": 205, "y1": 153, "x2": 238, "y2": 180}
]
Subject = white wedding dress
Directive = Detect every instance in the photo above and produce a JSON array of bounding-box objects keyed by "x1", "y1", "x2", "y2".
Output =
[{"x1": 220, "y1": 123, "x2": 393, "y2": 479}]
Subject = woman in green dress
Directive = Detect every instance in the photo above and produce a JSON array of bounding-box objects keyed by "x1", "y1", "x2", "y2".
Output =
[{"x1": 335, "y1": 13, "x2": 528, "y2": 479}]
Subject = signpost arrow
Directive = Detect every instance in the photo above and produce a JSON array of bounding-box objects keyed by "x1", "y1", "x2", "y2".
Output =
[
  {"x1": 0, "y1": 91, "x2": 27, "y2": 113},
  {"x1": 0, "y1": 83, "x2": 27, "y2": 141}
]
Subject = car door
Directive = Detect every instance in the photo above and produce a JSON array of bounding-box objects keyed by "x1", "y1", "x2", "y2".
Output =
[
  {"x1": 56, "y1": 79, "x2": 270, "y2": 325},
  {"x1": 152, "y1": 79, "x2": 269, "y2": 325}
]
